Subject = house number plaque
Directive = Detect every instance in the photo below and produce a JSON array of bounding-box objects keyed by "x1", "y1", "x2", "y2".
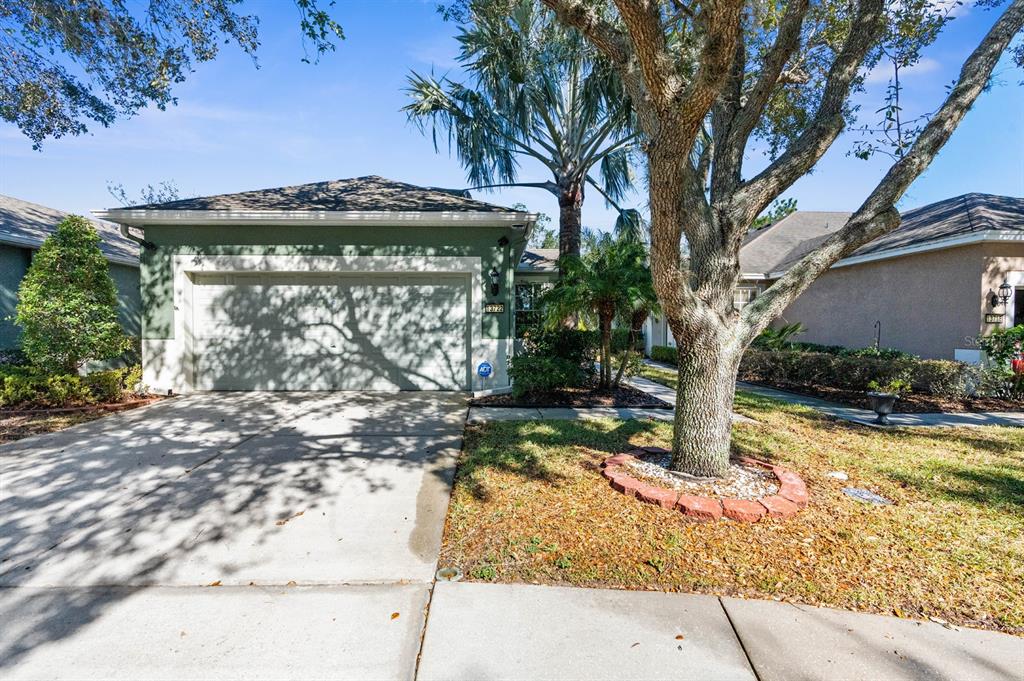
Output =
[
  {"x1": 985, "y1": 313, "x2": 1005, "y2": 324},
  {"x1": 484, "y1": 303, "x2": 505, "y2": 313}
]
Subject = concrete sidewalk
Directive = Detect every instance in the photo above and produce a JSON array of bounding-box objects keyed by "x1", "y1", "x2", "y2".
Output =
[{"x1": 417, "y1": 582, "x2": 1023, "y2": 681}]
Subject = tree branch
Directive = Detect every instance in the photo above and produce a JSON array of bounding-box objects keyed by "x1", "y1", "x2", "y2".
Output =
[
  {"x1": 540, "y1": 0, "x2": 631, "y2": 65},
  {"x1": 741, "y1": 0, "x2": 1024, "y2": 341},
  {"x1": 613, "y1": 0, "x2": 678, "y2": 111},
  {"x1": 734, "y1": 0, "x2": 886, "y2": 225}
]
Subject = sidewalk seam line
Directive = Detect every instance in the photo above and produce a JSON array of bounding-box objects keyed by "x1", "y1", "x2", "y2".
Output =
[{"x1": 718, "y1": 597, "x2": 763, "y2": 681}]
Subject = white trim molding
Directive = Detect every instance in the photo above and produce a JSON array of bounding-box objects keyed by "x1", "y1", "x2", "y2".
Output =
[{"x1": 93, "y1": 208, "x2": 537, "y2": 228}]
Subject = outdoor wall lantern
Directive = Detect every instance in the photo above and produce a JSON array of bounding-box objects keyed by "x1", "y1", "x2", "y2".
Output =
[
  {"x1": 990, "y1": 280, "x2": 1013, "y2": 309},
  {"x1": 489, "y1": 267, "x2": 501, "y2": 296}
]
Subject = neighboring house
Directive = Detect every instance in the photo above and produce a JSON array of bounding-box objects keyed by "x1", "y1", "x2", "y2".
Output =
[
  {"x1": 646, "y1": 193, "x2": 1024, "y2": 361},
  {"x1": 1, "y1": 194, "x2": 141, "y2": 352},
  {"x1": 95, "y1": 176, "x2": 542, "y2": 393}
]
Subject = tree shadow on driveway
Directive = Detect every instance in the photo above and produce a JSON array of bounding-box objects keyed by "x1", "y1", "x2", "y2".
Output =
[{"x1": 0, "y1": 390, "x2": 467, "y2": 671}]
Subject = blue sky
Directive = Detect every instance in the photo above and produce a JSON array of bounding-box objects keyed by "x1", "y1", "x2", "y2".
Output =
[{"x1": 1, "y1": 0, "x2": 1021, "y2": 229}]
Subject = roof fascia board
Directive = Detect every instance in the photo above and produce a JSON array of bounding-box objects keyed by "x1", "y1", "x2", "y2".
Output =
[{"x1": 93, "y1": 209, "x2": 538, "y2": 228}]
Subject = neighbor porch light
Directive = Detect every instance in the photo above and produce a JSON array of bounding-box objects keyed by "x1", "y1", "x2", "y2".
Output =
[{"x1": 990, "y1": 280, "x2": 1013, "y2": 308}]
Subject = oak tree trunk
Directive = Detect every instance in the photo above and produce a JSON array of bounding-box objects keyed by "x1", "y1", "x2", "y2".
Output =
[{"x1": 669, "y1": 337, "x2": 742, "y2": 478}]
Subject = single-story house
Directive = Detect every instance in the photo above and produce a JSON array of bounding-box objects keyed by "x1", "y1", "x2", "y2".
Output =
[
  {"x1": 95, "y1": 176, "x2": 548, "y2": 393},
  {"x1": 1, "y1": 194, "x2": 141, "y2": 352},
  {"x1": 645, "y1": 193, "x2": 1024, "y2": 361}
]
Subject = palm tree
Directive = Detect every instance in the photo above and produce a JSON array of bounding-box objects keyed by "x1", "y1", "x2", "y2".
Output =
[
  {"x1": 542, "y1": 234, "x2": 656, "y2": 389},
  {"x1": 403, "y1": 0, "x2": 642, "y2": 258}
]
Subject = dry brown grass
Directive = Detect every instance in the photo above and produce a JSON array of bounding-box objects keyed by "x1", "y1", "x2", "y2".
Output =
[{"x1": 440, "y1": 392, "x2": 1024, "y2": 634}]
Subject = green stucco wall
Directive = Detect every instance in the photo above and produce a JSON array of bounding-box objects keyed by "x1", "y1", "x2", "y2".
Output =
[
  {"x1": 139, "y1": 224, "x2": 529, "y2": 341},
  {"x1": 0, "y1": 244, "x2": 31, "y2": 350},
  {"x1": 0, "y1": 243, "x2": 141, "y2": 351}
]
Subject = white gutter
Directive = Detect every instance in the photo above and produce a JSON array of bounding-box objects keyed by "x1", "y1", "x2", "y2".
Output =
[{"x1": 93, "y1": 208, "x2": 538, "y2": 228}]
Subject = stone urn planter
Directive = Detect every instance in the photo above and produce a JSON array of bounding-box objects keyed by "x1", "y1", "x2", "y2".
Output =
[{"x1": 866, "y1": 391, "x2": 898, "y2": 425}]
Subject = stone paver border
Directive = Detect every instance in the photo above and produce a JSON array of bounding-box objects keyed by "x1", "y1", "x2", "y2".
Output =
[{"x1": 601, "y1": 446, "x2": 807, "y2": 522}]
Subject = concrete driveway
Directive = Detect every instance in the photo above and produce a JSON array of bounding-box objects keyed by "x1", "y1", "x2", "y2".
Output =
[{"x1": 0, "y1": 391, "x2": 467, "y2": 680}]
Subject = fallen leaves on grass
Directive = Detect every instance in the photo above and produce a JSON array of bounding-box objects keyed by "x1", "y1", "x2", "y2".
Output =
[{"x1": 440, "y1": 394, "x2": 1024, "y2": 635}]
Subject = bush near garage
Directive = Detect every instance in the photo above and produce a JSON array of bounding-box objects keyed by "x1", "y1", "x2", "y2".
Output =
[
  {"x1": 510, "y1": 328, "x2": 598, "y2": 398},
  {"x1": 0, "y1": 365, "x2": 144, "y2": 408},
  {"x1": 650, "y1": 345, "x2": 676, "y2": 365}
]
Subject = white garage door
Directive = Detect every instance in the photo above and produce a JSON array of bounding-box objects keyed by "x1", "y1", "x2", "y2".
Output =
[{"x1": 191, "y1": 272, "x2": 470, "y2": 391}]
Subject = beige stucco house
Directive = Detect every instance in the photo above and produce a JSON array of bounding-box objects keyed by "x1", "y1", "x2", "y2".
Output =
[{"x1": 645, "y1": 193, "x2": 1024, "y2": 362}]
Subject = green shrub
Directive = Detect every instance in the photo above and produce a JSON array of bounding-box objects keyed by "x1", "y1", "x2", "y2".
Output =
[
  {"x1": 978, "y1": 325, "x2": 1024, "y2": 365},
  {"x1": 912, "y1": 360, "x2": 979, "y2": 398},
  {"x1": 0, "y1": 364, "x2": 144, "y2": 407},
  {"x1": 753, "y1": 322, "x2": 805, "y2": 350},
  {"x1": 650, "y1": 345, "x2": 676, "y2": 365},
  {"x1": 509, "y1": 356, "x2": 588, "y2": 398},
  {"x1": 84, "y1": 369, "x2": 125, "y2": 402},
  {"x1": 739, "y1": 349, "x2": 923, "y2": 392},
  {"x1": 520, "y1": 327, "x2": 598, "y2": 367},
  {"x1": 611, "y1": 328, "x2": 645, "y2": 353},
  {"x1": 14, "y1": 215, "x2": 131, "y2": 373},
  {"x1": 976, "y1": 365, "x2": 1024, "y2": 399}
]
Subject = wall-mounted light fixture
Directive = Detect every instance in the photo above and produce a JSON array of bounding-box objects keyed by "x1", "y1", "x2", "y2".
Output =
[
  {"x1": 489, "y1": 267, "x2": 501, "y2": 296},
  {"x1": 990, "y1": 280, "x2": 1013, "y2": 309}
]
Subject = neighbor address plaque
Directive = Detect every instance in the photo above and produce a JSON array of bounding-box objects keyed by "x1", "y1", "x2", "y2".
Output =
[{"x1": 484, "y1": 302, "x2": 505, "y2": 313}]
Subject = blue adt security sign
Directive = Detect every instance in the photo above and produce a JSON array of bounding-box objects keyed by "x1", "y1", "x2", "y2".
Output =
[{"x1": 477, "y1": 361, "x2": 493, "y2": 378}]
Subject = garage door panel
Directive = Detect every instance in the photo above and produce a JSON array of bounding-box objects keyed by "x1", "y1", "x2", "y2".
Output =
[{"x1": 191, "y1": 271, "x2": 470, "y2": 391}]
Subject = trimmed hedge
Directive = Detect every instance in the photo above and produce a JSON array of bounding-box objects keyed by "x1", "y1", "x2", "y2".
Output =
[
  {"x1": 0, "y1": 365, "x2": 144, "y2": 408},
  {"x1": 651, "y1": 345, "x2": 986, "y2": 398},
  {"x1": 650, "y1": 345, "x2": 676, "y2": 365},
  {"x1": 738, "y1": 349, "x2": 983, "y2": 396}
]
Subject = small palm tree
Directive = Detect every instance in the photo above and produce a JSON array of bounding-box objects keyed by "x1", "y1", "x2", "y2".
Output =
[
  {"x1": 542, "y1": 234, "x2": 656, "y2": 389},
  {"x1": 404, "y1": 0, "x2": 642, "y2": 258}
]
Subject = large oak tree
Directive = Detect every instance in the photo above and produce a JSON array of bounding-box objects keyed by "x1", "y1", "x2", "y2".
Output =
[{"x1": 539, "y1": 0, "x2": 1024, "y2": 476}]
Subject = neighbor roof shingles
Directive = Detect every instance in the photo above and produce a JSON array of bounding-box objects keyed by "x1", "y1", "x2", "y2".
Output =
[
  {"x1": 518, "y1": 248, "x2": 559, "y2": 272},
  {"x1": 853, "y1": 193, "x2": 1024, "y2": 256},
  {"x1": 124, "y1": 175, "x2": 519, "y2": 213},
  {"x1": 739, "y1": 193, "x2": 1024, "y2": 276},
  {"x1": 740, "y1": 211, "x2": 852, "y2": 274},
  {"x1": 0, "y1": 194, "x2": 139, "y2": 265}
]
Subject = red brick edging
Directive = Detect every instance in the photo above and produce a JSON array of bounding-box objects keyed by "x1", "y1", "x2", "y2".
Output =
[{"x1": 601, "y1": 447, "x2": 807, "y2": 522}]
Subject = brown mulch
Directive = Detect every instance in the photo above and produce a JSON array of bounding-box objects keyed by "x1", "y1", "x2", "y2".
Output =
[
  {"x1": 747, "y1": 381, "x2": 1022, "y2": 414},
  {"x1": 471, "y1": 380, "x2": 670, "y2": 408},
  {"x1": 0, "y1": 396, "x2": 166, "y2": 445}
]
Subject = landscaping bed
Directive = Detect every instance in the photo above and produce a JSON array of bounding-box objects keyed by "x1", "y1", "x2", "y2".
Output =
[
  {"x1": 441, "y1": 391, "x2": 1024, "y2": 635},
  {"x1": 744, "y1": 380, "x2": 1022, "y2": 414},
  {"x1": 0, "y1": 397, "x2": 163, "y2": 444},
  {"x1": 471, "y1": 378, "x2": 669, "y2": 408}
]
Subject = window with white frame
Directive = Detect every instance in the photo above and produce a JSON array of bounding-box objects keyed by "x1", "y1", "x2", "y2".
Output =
[
  {"x1": 733, "y1": 286, "x2": 759, "y2": 309},
  {"x1": 515, "y1": 282, "x2": 549, "y2": 338}
]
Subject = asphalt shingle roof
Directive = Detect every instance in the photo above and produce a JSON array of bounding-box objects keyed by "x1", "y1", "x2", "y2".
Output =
[
  {"x1": 518, "y1": 248, "x2": 559, "y2": 272},
  {"x1": 0, "y1": 194, "x2": 139, "y2": 265},
  {"x1": 739, "y1": 193, "x2": 1024, "y2": 275},
  {"x1": 124, "y1": 175, "x2": 519, "y2": 213}
]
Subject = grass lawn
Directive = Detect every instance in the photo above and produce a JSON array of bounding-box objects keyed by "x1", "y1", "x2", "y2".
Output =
[
  {"x1": 637, "y1": 362, "x2": 679, "y2": 390},
  {"x1": 441, "y1": 391, "x2": 1024, "y2": 635}
]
